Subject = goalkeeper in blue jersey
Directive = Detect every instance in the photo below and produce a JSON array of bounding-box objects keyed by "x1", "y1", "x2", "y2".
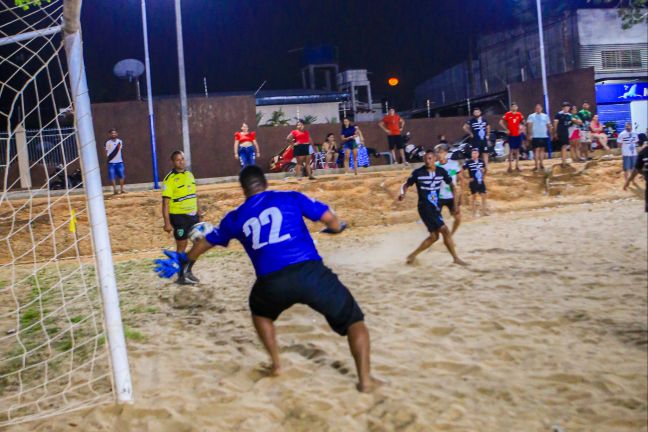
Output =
[{"x1": 154, "y1": 165, "x2": 380, "y2": 392}]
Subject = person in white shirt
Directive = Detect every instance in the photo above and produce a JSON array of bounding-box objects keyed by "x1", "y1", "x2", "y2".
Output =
[
  {"x1": 105, "y1": 128, "x2": 126, "y2": 194},
  {"x1": 526, "y1": 104, "x2": 552, "y2": 171},
  {"x1": 435, "y1": 144, "x2": 462, "y2": 234},
  {"x1": 618, "y1": 122, "x2": 639, "y2": 182}
]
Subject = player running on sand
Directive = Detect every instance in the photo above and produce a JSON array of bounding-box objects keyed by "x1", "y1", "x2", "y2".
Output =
[
  {"x1": 435, "y1": 144, "x2": 463, "y2": 234},
  {"x1": 154, "y1": 165, "x2": 380, "y2": 392},
  {"x1": 399, "y1": 149, "x2": 467, "y2": 266}
]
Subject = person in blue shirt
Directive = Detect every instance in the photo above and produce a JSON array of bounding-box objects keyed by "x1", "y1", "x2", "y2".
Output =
[
  {"x1": 154, "y1": 165, "x2": 379, "y2": 392},
  {"x1": 341, "y1": 117, "x2": 359, "y2": 175}
]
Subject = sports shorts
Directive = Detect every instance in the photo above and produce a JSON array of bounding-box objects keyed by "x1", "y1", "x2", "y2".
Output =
[
  {"x1": 293, "y1": 144, "x2": 311, "y2": 157},
  {"x1": 387, "y1": 135, "x2": 404, "y2": 150},
  {"x1": 557, "y1": 134, "x2": 570, "y2": 148},
  {"x1": 508, "y1": 135, "x2": 522, "y2": 150},
  {"x1": 532, "y1": 138, "x2": 547, "y2": 149},
  {"x1": 580, "y1": 130, "x2": 591, "y2": 143},
  {"x1": 417, "y1": 202, "x2": 445, "y2": 233},
  {"x1": 249, "y1": 260, "x2": 364, "y2": 336},
  {"x1": 438, "y1": 198, "x2": 456, "y2": 214},
  {"x1": 169, "y1": 213, "x2": 199, "y2": 241},
  {"x1": 469, "y1": 180, "x2": 487, "y2": 195},
  {"x1": 343, "y1": 140, "x2": 358, "y2": 151},
  {"x1": 471, "y1": 140, "x2": 488, "y2": 154},
  {"x1": 623, "y1": 155, "x2": 637, "y2": 171}
]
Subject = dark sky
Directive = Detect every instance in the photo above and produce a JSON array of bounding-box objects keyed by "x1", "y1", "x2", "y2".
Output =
[{"x1": 80, "y1": 0, "x2": 597, "y2": 108}]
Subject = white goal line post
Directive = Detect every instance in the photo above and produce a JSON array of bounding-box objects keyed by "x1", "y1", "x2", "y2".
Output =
[{"x1": 62, "y1": 0, "x2": 133, "y2": 403}]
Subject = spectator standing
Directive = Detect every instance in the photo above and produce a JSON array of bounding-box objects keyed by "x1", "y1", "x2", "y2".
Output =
[
  {"x1": 234, "y1": 122, "x2": 261, "y2": 168},
  {"x1": 287, "y1": 120, "x2": 315, "y2": 180},
  {"x1": 577, "y1": 102, "x2": 593, "y2": 159},
  {"x1": 553, "y1": 102, "x2": 574, "y2": 167},
  {"x1": 379, "y1": 107, "x2": 406, "y2": 165},
  {"x1": 341, "y1": 118, "x2": 359, "y2": 175},
  {"x1": 527, "y1": 103, "x2": 552, "y2": 171},
  {"x1": 568, "y1": 106, "x2": 584, "y2": 162},
  {"x1": 105, "y1": 128, "x2": 126, "y2": 195},
  {"x1": 618, "y1": 121, "x2": 640, "y2": 182},
  {"x1": 463, "y1": 107, "x2": 491, "y2": 166},
  {"x1": 499, "y1": 102, "x2": 525, "y2": 172},
  {"x1": 463, "y1": 148, "x2": 488, "y2": 216}
]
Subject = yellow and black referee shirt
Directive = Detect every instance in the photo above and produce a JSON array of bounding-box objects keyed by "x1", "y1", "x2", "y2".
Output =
[{"x1": 162, "y1": 169, "x2": 198, "y2": 215}]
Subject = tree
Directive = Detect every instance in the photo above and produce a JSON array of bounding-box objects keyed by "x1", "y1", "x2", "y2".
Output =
[
  {"x1": 295, "y1": 115, "x2": 318, "y2": 125},
  {"x1": 255, "y1": 111, "x2": 263, "y2": 126},
  {"x1": 588, "y1": 0, "x2": 647, "y2": 28},
  {"x1": 264, "y1": 109, "x2": 289, "y2": 127},
  {"x1": 14, "y1": 0, "x2": 50, "y2": 10}
]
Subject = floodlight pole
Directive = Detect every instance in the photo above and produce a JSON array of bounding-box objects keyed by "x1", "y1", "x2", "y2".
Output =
[
  {"x1": 141, "y1": 0, "x2": 159, "y2": 189},
  {"x1": 536, "y1": 0, "x2": 550, "y2": 115},
  {"x1": 174, "y1": 0, "x2": 192, "y2": 169}
]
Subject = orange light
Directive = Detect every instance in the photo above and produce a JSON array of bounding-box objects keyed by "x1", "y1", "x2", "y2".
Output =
[{"x1": 388, "y1": 77, "x2": 399, "y2": 86}]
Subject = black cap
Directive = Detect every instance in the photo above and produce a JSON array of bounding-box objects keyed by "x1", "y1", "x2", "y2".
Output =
[{"x1": 561, "y1": 101, "x2": 571, "y2": 107}]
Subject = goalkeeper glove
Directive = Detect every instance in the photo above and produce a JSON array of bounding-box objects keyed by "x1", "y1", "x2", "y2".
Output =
[{"x1": 154, "y1": 250, "x2": 188, "y2": 279}]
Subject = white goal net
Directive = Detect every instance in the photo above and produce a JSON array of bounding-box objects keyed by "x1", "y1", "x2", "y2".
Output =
[{"x1": 0, "y1": 0, "x2": 131, "y2": 426}]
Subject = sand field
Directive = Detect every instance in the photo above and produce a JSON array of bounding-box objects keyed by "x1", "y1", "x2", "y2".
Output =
[{"x1": 2, "y1": 158, "x2": 647, "y2": 431}]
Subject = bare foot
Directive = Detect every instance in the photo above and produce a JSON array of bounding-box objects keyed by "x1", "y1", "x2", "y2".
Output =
[
  {"x1": 453, "y1": 258, "x2": 469, "y2": 266},
  {"x1": 268, "y1": 363, "x2": 282, "y2": 377},
  {"x1": 405, "y1": 254, "x2": 416, "y2": 265},
  {"x1": 357, "y1": 376, "x2": 386, "y2": 393}
]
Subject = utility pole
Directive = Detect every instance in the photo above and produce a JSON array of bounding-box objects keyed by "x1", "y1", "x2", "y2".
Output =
[{"x1": 174, "y1": 0, "x2": 191, "y2": 168}]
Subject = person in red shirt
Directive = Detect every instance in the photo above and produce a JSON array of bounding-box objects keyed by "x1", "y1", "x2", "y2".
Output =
[
  {"x1": 499, "y1": 102, "x2": 525, "y2": 172},
  {"x1": 378, "y1": 107, "x2": 406, "y2": 165},
  {"x1": 233, "y1": 122, "x2": 261, "y2": 167},
  {"x1": 286, "y1": 119, "x2": 315, "y2": 180}
]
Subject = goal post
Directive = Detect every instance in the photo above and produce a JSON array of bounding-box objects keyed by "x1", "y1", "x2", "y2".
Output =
[
  {"x1": 0, "y1": 0, "x2": 132, "y2": 425},
  {"x1": 63, "y1": 0, "x2": 132, "y2": 404}
]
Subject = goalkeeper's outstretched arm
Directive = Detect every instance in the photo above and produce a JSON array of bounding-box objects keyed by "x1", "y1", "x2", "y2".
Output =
[{"x1": 187, "y1": 238, "x2": 214, "y2": 262}]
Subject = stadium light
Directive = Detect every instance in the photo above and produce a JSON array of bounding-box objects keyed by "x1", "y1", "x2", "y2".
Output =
[{"x1": 388, "y1": 77, "x2": 399, "y2": 87}]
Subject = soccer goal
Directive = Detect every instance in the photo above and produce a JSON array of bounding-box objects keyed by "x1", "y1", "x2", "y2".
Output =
[{"x1": 0, "y1": 0, "x2": 132, "y2": 426}]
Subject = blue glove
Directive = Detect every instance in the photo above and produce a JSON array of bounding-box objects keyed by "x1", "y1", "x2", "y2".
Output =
[
  {"x1": 154, "y1": 250, "x2": 188, "y2": 279},
  {"x1": 320, "y1": 221, "x2": 347, "y2": 234}
]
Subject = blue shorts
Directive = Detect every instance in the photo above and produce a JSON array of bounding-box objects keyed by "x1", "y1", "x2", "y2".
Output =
[
  {"x1": 343, "y1": 140, "x2": 358, "y2": 151},
  {"x1": 508, "y1": 135, "x2": 522, "y2": 150},
  {"x1": 238, "y1": 145, "x2": 256, "y2": 167},
  {"x1": 249, "y1": 260, "x2": 364, "y2": 336},
  {"x1": 108, "y1": 162, "x2": 125, "y2": 181},
  {"x1": 623, "y1": 155, "x2": 637, "y2": 171}
]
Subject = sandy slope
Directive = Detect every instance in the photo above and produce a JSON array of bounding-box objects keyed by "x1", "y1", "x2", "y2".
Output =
[{"x1": 5, "y1": 196, "x2": 646, "y2": 432}]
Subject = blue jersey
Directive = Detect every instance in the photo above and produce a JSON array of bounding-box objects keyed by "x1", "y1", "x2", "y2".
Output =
[{"x1": 205, "y1": 190, "x2": 329, "y2": 276}]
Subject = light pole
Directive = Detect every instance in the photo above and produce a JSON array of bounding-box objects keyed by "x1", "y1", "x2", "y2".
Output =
[
  {"x1": 140, "y1": 0, "x2": 159, "y2": 189},
  {"x1": 174, "y1": 0, "x2": 192, "y2": 169},
  {"x1": 536, "y1": 0, "x2": 550, "y2": 115}
]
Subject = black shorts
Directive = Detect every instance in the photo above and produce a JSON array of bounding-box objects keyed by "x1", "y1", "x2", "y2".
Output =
[
  {"x1": 169, "y1": 213, "x2": 199, "y2": 240},
  {"x1": 417, "y1": 202, "x2": 445, "y2": 233},
  {"x1": 293, "y1": 144, "x2": 311, "y2": 157},
  {"x1": 557, "y1": 135, "x2": 570, "y2": 148},
  {"x1": 532, "y1": 138, "x2": 547, "y2": 149},
  {"x1": 388, "y1": 135, "x2": 404, "y2": 150},
  {"x1": 469, "y1": 180, "x2": 487, "y2": 195},
  {"x1": 438, "y1": 198, "x2": 456, "y2": 214},
  {"x1": 471, "y1": 140, "x2": 488, "y2": 154},
  {"x1": 249, "y1": 260, "x2": 364, "y2": 336}
]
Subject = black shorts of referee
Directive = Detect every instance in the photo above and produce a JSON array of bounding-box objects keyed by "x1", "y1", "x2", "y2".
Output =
[{"x1": 169, "y1": 213, "x2": 199, "y2": 240}]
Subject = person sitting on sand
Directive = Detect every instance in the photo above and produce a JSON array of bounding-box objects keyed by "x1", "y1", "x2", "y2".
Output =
[
  {"x1": 154, "y1": 165, "x2": 381, "y2": 392},
  {"x1": 399, "y1": 149, "x2": 467, "y2": 266},
  {"x1": 463, "y1": 147, "x2": 489, "y2": 217}
]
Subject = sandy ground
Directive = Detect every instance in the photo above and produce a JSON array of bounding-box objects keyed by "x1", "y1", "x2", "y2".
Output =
[{"x1": 2, "y1": 158, "x2": 647, "y2": 431}]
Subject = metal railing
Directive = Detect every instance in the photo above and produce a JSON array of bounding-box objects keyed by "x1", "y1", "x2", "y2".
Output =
[{"x1": 0, "y1": 127, "x2": 78, "y2": 167}]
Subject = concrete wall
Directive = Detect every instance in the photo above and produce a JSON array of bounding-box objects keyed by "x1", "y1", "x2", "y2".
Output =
[
  {"x1": 508, "y1": 67, "x2": 597, "y2": 117},
  {"x1": 256, "y1": 102, "x2": 340, "y2": 125}
]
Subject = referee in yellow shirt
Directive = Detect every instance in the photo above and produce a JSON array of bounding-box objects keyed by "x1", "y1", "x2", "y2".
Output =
[{"x1": 162, "y1": 150, "x2": 202, "y2": 283}]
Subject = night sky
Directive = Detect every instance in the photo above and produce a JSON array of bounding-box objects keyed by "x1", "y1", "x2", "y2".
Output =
[{"x1": 80, "y1": 0, "x2": 602, "y2": 108}]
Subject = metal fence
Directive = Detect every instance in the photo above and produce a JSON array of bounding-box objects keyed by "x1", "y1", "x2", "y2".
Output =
[{"x1": 0, "y1": 127, "x2": 78, "y2": 167}]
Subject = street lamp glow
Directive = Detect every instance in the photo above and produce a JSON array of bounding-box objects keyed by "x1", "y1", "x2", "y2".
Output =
[{"x1": 388, "y1": 77, "x2": 399, "y2": 86}]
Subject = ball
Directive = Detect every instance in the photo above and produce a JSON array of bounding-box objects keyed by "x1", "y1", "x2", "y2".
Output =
[{"x1": 189, "y1": 221, "x2": 214, "y2": 242}]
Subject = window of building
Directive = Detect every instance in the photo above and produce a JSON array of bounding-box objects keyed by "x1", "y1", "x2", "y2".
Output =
[{"x1": 601, "y1": 50, "x2": 642, "y2": 69}]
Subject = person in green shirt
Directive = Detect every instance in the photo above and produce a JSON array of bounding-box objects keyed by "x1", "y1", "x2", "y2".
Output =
[
  {"x1": 162, "y1": 150, "x2": 203, "y2": 282},
  {"x1": 577, "y1": 102, "x2": 593, "y2": 161}
]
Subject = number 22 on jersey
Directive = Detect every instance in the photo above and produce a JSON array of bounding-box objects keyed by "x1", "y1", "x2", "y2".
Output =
[{"x1": 243, "y1": 207, "x2": 291, "y2": 250}]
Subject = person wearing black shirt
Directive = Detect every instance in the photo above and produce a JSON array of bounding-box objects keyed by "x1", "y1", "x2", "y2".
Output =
[
  {"x1": 623, "y1": 145, "x2": 648, "y2": 212},
  {"x1": 638, "y1": 128, "x2": 648, "y2": 148},
  {"x1": 463, "y1": 148, "x2": 489, "y2": 217},
  {"x1": 398, "y1": 150, "x2": 467, "y2": 266},
  {"x1": 553, "y1": 101, "x2": 574, "y2": 167},
  {"x1": 462, "y1": 107, "x2": 491, "y2": 166}
]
